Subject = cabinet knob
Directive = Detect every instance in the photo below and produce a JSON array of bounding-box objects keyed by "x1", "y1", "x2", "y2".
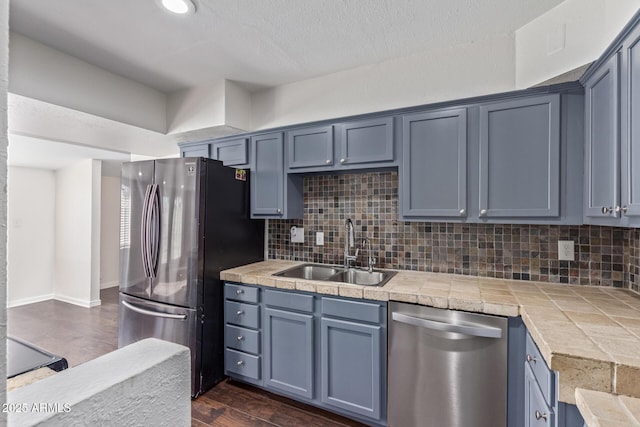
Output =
[
  {"x1": 601, "y1": 206, "x2": 613, "y2": 215},
  {"x1": 535, "y1": 410, "x2": 548, "y2": 421},
  {"x1": 237, "y1": 336, "x2": 244, "y2": 341},
  {"x1": 325, "y1": 159, "x2": 331, "y2": 165},
  {"x1": 526, "y1": 354, "x2": 537, "y2": 364},
  {"x1": 236, "y1": 310, "x2": 244, "y2": 316},
  {"x1": 276, "y1": 208, "x2": 282, "y2": 214},
  {"x1": 459, "y1": 209, "x2": 466, "y2": 215},
  {"x1": 480, "y1": 209, "x2": 487, "y2": 216},
  {"x1": 237, "y1": 360, "x2": 244, "y2": 366},
  {"x1": 340, "y1": 158, "x2": 346, "y2": 163},
  {"x1": 236, "y1": 289, "x2": 244, "y2": 295},
  {"x1": 615, "y1": 205, "x2": 628, "y2": 214}
]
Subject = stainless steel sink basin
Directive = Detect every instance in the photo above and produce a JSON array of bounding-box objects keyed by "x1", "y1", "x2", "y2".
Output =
[
  {"x1": 274, "y1": 264, "x2": 343, "y2": 281},
  {"x1": 273, "y1": 264, "x2": 396, "y2": 287},
  {"x1": 330, "y1": 269, "x2": 396, "y2": 286}
]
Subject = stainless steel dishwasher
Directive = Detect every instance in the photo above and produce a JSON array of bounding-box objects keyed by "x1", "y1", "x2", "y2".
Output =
[{"x1": 388, "y1": 302, "x2": 508, "y2": 427}]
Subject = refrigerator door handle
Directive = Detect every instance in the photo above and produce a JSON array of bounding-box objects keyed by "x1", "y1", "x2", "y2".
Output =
[
  {"x1": 121, "y1": 300, "x2": 187, "y2": 320},
  {"x1": 148, "y1": 184, "x2": 160, "y2": 278},
  {"x1": 140, "y1": 184, "x2": 153, "y2": 278}
]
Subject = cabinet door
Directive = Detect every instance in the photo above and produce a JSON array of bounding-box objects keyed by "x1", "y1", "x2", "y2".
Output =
[
  {"x1": 251, "y1": 132, "x2": 284, "y2": 216},
  {"x1": 479, "y1": 94, "x2": 560, "y2": 218},
  {"x1": 621, "y1": 26, "x2": 640, "y2": 219},
  {"x1": 287, "y1": 126, "x2": 334, "y2": 169},
  {"x1": 212, "y1": 138, "x2": 248, "y2": 167},
  {"x1": 584, "y1": 54, "x2": 621, "y2": 220},
  {"x1": 524, "y1": 364, "x2": 555, "y2": 427},
  {"x1": 401, "y1": 108, "x2": 467, "y2": 218},
  {"x1": 263, "y1": 307, "x2": 314, "y2": 399},
  {"x1": 181, "y1": 144, "x2": 209, "y2": 158},
  {"x1": 321, "y1": 317, "x2": 382, "y2": 419},
  {"x1": 339, "y1": 117, "x2": 394, "y2": 165}
]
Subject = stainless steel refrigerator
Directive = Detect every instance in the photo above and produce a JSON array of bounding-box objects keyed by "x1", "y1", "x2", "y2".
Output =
[{"x1": 118, "y1": 157, "x2": 264, "y2": 397}]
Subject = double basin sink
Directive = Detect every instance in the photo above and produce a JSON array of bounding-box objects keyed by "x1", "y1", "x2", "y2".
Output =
[{"x1": 274, "y1": 263, "x2": 396, "y2": 287}]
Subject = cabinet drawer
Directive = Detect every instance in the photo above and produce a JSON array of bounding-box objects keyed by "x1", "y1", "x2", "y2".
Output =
[
  {"x1": 264, "y1": 289, "x2": 314, "y2": 313},
  {"x1": 225, "y1": 348, "x2": 261, "y2": 380},
  {"x1": 526, "y1": 364, "x2": 555, "y2": 427},
  {"x1": 225, "y1": 324, "x2": 260, "y2": 355},
  {"x1": 321, "y1": 297, "x2": 382, "y2": 324},
  {"x1": 526, "y1": 332, "x2": 555, "y2": 405},
  {"x1": 225, "y1": 301, "x2": 260, "y2": 329},
  {"x1": 225, "y1": 283, "x2": 259, "y2": 303}
]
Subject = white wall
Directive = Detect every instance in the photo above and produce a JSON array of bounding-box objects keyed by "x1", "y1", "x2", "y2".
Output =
[
  {"x1": 9, "y1": 33, "x2": 167, "y2": 133},
  {"x1": 516, "y1": 0, "x2": 640, "y2": 88},
  {"x1": 100, "y1": 175, "x2": 120, "y2": 289},
  {"x1": 1, "y1": 0, "x2": 9, "y2": 417},
  {"x1": 7, "y1": 167, "x2": 56, "y2": 306},
  {"x1": 251, "y1": 34, "x2": 515, "y2": 129},
  {"x1": 55, "y1": 159, "x2": 101, "y2": 307}
]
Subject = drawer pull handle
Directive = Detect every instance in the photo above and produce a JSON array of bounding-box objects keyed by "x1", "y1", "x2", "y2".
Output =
[
  {"x1": 237, "y1": 336, "x2": 244, "y2": 341},
  {"x1": 236, "y1": 310, "x2": 244, "y2": 316},
  {"x1": 236, "y1": 289, "x2": 244, "y2": 295},
  {"x1": 526, "y1": 354, "x2": 537, "y2": 363},
  {"x1": 237, "y1": 361, "x2": 244, "y2": 366},
  {"x1": 535, "y1": 410, "x2": 547, "y2": 421}
]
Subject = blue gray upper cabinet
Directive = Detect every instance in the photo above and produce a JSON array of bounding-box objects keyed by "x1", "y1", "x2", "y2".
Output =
[
  {"x1": 212, "y1": 138, "x2": 249, "y2": 167},
  {"x1": 400, "y1": 108, "x2": 467, "y2": 218},
  {"x1": 180, "y1": 143, "x2": 210, "y2": 158},
  {"x1": 250, "y1": 132, "x2": 303, "y2": 218},
  {"x1": 584, "y1": 54, "x2": 620, "y2": 223},
  {"x1": 621, "y1": 23, "x2": 640, "y2": 224},
  {"x1": 479, "y1": 94, "x2": 561, "y2": 218},
  {"x1": 286, "y1": 126, "x2": 334, "y2": 170},
  {"x1": 339, "y1": 117, "x2": 394, "y2": 166},
  {"x1": 251, "y1": 132, "x2": 285, "y2": 216}
]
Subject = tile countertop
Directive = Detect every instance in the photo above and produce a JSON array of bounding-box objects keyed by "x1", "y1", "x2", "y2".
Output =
[{"x1": 220, "y1": 260, "x2": 640, "y2": 407}]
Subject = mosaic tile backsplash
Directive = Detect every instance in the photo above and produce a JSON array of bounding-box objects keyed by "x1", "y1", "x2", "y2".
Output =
[{"x1": 268, "y1": 171, "x2": 640, "y2": 290}]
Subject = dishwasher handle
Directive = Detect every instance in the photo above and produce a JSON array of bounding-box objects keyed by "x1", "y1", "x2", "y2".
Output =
[{"x1": 391, "y1": 311, "x2": 502, "y2": 339}]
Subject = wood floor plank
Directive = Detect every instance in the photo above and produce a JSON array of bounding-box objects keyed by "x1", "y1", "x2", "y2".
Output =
[
  {"x1": 192, "y1": 396, "x2": 277, "y2": 427},
  {"x1": 201, "y1": 380, "x2": 365, "y2": 427}
]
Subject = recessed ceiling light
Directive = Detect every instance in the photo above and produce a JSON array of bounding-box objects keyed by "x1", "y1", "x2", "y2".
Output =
[{"x1": 157, "y1": 0, "x2": 196, "y2": 15}]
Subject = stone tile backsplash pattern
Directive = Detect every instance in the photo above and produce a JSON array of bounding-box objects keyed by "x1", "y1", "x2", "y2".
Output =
[{"x1": 268, "y1": 171, "x2": 638, "y2": 289}]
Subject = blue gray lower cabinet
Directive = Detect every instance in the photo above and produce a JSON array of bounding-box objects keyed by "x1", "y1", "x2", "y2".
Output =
[
  {"x1": 223, "y1": 282, "x2": 585, "y2": 427},
  {"x1": 320, "y1": 317, "x2": 382, "y2": 419},
  {"x1": 263, "y1": 307, "x2": 314, "y2": 399},
  {"x1": 224, "y1": 282, "x2": 387, "y2": 426},
  {"x1": 523, "y1": 330, "x2": 585, "y2": 427}
]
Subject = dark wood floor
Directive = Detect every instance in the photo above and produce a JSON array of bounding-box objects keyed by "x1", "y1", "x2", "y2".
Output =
[{"x1": 7, "y1": 288, "x2": 364, "y2": 427}]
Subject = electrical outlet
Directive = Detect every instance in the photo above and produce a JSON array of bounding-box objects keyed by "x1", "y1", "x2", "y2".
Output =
[
  {"x1": 558, "y1": 240, "x2": 575, "y2": 261},
  {"x1": 316, "y1": 232, "x2": 324, "y2": 246}
]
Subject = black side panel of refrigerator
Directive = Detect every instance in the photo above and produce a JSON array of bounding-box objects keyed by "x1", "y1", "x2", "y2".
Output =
[{"x1": 199, "y1": 159, "x2": 265, "y2": 393}]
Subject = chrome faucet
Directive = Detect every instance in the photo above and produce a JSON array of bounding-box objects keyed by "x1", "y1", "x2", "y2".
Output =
[
  {"x1": 362, "y1": 237, "x2": 376, "y2": 273},
  {"x1": 344, "y1": 219, "x2": 359, "y2": 268}
]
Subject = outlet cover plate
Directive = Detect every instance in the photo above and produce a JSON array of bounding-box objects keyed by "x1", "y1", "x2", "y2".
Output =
[{"x1": 558, "y1": 240, "x2": 575, "y2": 261}]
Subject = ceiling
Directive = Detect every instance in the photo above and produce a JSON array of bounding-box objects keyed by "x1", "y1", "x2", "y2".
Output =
[
  {"x1": 7, "y1": 0, "x2": 567, "y2": 171},
  {"x1": 9, "y1": 0, "x2": 566, "y2": 94}
]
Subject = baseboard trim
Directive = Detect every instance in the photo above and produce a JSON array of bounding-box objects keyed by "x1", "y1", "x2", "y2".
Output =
[
  {"x1": 8, "y1": 293, "x2": 54, "y2": 308},
  {"x1": 100, "y1": 281, "x2": 119, "y2": 290},
  {"x1": 54, "y1": 294, "x2": 102, "y2": 308}
]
